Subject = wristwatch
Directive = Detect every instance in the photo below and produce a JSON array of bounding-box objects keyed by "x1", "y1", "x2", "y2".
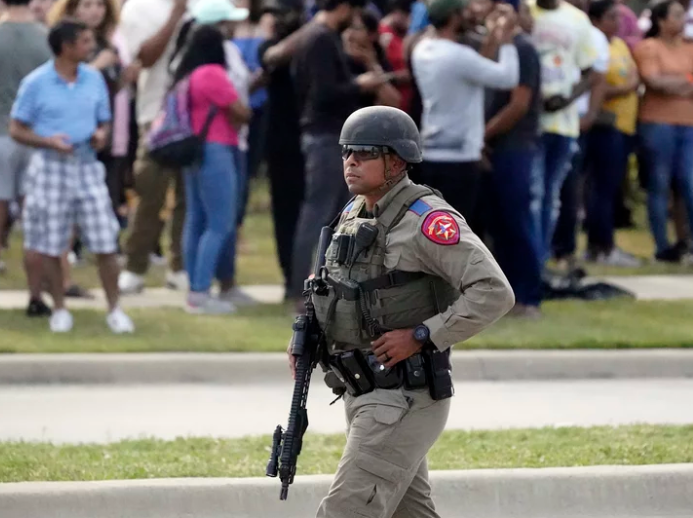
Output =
[{"x1": 413, "y1": 324, "x2": 430, "y2": 344}]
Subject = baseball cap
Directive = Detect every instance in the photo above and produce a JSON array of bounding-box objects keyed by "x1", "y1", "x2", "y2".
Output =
[
  {"x1": 427, "y1": 0, "x2": 468, "y2": 25},
  {"x1": 191, "y1": 0, "x2": 250, "y2": 24}
]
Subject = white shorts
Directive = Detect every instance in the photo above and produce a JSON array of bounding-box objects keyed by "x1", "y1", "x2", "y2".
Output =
[
  {"x1": 22, "y1": 150, "x2": 119, "y2": 257},
  {"x1": 0, "y1": 135, "x2": 33, "y2": 201}
]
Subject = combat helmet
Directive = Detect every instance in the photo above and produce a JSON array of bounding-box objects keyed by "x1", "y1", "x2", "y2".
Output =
[{"x1": 339, "y1": 106, "x2": 423, "y2": 164}]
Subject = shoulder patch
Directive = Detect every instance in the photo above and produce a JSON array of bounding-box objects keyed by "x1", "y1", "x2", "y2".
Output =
[
  {"x1": 408, "y1": 199, "x2": 432, "y2": 216},
  {"x1": 343, "y1": 200, "x2": 355, "y2": 214},
  {"x1": 421, "y1": 211, "x2": 460, "y2": 246}
]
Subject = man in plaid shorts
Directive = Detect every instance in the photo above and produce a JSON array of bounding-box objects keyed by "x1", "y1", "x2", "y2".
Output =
[{"x1": 9, "y1": 19, "x2": 134, "y2": 333}]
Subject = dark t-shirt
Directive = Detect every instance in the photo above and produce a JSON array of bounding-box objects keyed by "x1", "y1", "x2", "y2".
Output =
[
  {"x1": 259, "y1": 38, "x2": 302, "y2": 154},
  {"x1": 347, "y1": 46, "x2": 392, "y2": 110},
  {"x1": 485, "y1": 33, "x2": 542, "y2": 151},
  {"x1": 291, "y1": 23, "x2": 360, "y2": 134}
]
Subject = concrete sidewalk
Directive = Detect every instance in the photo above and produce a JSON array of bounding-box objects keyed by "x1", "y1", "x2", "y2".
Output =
[
  {"x1": 3, "y1": 379, "x2": 692, "y2": 443},
  {"x1": 2, "y1": 465, "x2": 692, "y2": 518},
  {"x1": 0, "y1": 285, "x2": 284, "y2": 310},
  {"x1": 0, "y1": 275, "x2": 693, "y2": 310},
  {"x1": 1, "y1": 349, "x2": 692, "y2": 385}
]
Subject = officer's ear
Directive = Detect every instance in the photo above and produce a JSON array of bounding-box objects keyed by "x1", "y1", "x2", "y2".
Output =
[{"x1": 389, "y1": 154, "x2": 407, "y2": 174}]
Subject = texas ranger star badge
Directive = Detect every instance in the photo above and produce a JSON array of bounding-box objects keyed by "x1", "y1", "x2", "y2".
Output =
[{"x1": 422, "y1": 211, "x2": 460, "y2": 245}]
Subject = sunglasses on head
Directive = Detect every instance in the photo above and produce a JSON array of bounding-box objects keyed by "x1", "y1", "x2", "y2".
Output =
[{"x1": 341, "y1": 145, "x2": 390, "y2": 162}]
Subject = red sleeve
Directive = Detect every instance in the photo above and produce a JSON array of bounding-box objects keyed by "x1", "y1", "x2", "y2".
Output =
[{"x1": 191, "y1": 64, "x2": 239, "y2": 108}]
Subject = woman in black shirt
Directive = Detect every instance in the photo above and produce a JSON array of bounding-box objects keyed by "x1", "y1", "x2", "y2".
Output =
[{"x1": 344, "y1": 9, "x2": 401, "y2": 108}]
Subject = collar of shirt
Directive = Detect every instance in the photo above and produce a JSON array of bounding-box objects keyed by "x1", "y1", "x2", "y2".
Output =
[
  {"x1": 372, "y1": 176, "x2": 413, "y2": 218},
  {"x1": 46, "y1": 60, "x2": 88, "y2": 86}
]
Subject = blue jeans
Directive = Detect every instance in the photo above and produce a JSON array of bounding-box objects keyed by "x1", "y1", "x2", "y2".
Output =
[
  {"x1": 183, "y1": 143, "x2": 237, "y2": 293},
  {"x1": 639, "y1": 123, "x2": 693, "y2": 254},
  {"x1": 585, "y1": 126, "x2": 630, "y2": 252},
  {"x1": 215, "y1": 146, "x2": 244, "y2": 285},
  {"x1": 236, "y1": 147, "x2": 250, "y2": 227},
  {"x1": 532, "y1": 133, "x2": 576, "y2": 261},
  {"x1": 489, "y1": 146, "x2": 543, "y2": 306}
]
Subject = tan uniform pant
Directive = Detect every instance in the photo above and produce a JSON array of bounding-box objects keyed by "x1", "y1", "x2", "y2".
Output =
[
  {"x1": 124, "y1": 123, "x2": 185, "y2": 275},
  {"x1": 316, "y1": 386, "x2": 451, "y2": 518}
]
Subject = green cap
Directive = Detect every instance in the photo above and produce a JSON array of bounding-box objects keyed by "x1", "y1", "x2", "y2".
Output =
[{"x1": 427, "y1": 0, "x2": 468, "y2": 25}]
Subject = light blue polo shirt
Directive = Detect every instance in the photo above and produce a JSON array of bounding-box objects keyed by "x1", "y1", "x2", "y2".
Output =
[{"x1": 11, "y1": 60, "x2": 111, "y2": 145}]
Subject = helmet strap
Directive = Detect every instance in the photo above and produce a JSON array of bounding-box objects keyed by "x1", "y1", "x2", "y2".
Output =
[{"x1": 378, "y1": 155, "x2": 406, "y2": 192}]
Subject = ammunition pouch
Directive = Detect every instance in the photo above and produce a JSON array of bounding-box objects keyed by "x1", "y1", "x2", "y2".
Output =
[{"x1": 324, "y1": 347, "x2": 454, "y2": 401}]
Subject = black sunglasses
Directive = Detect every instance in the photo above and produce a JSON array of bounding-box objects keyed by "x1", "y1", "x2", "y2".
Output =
[{"x1": 341, "y1": 145, "x2": 389, "y2": 162}]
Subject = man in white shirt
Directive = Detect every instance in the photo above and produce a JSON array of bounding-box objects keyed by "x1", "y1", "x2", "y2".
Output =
[
  {"x1": 529, "y1": 0, "x2": 597, "y2": 263},
  {"x1": 552, "y1": 12, "x2": 609, "y2": 266},
  {"x1": 412, "y1": 0, "x2": 519, "y2": 225},
  {"x1": 118, "y1": 0, "x2": 193, "y2": 294}
]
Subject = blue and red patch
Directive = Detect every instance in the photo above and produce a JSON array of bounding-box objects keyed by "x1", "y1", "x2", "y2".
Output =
[{"x1": 421, "y1": 211, "x2": 460, "y2": 245}]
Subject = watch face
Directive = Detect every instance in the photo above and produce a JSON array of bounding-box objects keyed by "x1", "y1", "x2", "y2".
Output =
[{"x1": 415, "y1": 326, "x2": 428, "y2": 342}]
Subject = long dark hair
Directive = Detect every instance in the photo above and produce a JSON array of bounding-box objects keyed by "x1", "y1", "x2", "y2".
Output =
[
  {"x1": 172, "y1": 24, "x2": 227, "y2": 86},
  {"x1": 646, "y1": 0, "x2": 677, "y2": 38}
]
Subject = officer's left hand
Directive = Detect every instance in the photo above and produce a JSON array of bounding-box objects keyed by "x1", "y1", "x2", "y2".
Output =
[{"x1": 371, "y1": 329, "x2": 423, "y2": 369}]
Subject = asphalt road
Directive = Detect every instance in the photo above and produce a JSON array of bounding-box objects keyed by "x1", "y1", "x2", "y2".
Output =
[{"x1": 2, "y1": 379, "x2": 693, "y2": 443}]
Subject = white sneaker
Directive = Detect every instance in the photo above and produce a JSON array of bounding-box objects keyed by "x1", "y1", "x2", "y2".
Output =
[
  {"x1": 149, "y1": 253, "x2": 167, "y2": 267},
  {"x1": 118, "y1": 270, "x2": 145, "y2": 295},
  {"x1": 186, "y1": 292, "x2": 236, "y2": 315},
  {"x1": 166, "y1": 270, "x2": 189, "y2": 291},
  {"x1": 50, "y1": 309, "x2": 73, "y2": 333},
  {"x1": 107, "y1": 307, "x2": 135, "y2": 334},
  {"x1": 217, "y1": 287, "x2": 256, "y2": 306},
  {"x1": 597, "y1": 248, "x2": 642, "y2": 268}
]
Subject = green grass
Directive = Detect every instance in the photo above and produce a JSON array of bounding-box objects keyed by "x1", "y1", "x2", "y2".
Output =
[
  {"x1": 1, "y1": 425, "x2": 691, "y2": 482},
  {"x1": 1, "y1": 298, "x2": 693, "y2": 353},
  {"x1": 1, "y1": 177, "x2": 691, "y2": 291}
]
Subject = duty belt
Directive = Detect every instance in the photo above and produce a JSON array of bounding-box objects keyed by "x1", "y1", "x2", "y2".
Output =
[{"x1": 325, "y1": 348, "x2": 428, "y2": 397}]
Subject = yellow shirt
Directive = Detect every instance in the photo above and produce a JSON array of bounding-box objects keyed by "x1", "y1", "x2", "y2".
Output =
[{"x1": 603, "y1": 37, "x2": 638, "y2": 135}]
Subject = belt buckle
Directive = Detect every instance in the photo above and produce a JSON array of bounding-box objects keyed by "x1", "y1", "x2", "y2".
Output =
[{"x1": 387, "y1": 271, "x2": 397, "y2": 287}]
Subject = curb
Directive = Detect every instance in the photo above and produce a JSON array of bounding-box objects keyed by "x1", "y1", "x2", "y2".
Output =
[
  {"x1": 2, "y1": 464, "x2": 692, "y2": 518},
  {"x1": 1, "y1": 349, "x2": 693, "y2": 385}
]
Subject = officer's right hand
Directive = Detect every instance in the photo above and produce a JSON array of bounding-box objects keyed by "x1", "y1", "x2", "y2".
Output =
[
  {"x1": 356, "y1": 72, "x2": 386, "y2": 92},
  {"x1": 287, "y1": 342, "x2": 296, "y2": 380}
]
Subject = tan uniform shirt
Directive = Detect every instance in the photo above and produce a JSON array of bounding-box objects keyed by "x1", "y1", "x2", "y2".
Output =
[{"x1": 369, "y1": 178, "x2": 515, "y2": 350}]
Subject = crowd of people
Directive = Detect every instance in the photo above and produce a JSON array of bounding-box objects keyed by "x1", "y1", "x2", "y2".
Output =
[{"x1": 1, "y1": 0, "x2": 693, "y2": 331}]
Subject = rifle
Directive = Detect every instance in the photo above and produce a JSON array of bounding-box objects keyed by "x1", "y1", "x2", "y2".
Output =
[{"x1": 266, "y1": 226, "x2": 333, "y2": 500}]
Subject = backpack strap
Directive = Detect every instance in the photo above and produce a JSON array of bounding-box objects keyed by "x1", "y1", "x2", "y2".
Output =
[{"x1": 199, "y1": 106, "x2": 219, "y2": 141}]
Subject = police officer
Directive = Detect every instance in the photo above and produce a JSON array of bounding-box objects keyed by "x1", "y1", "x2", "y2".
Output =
[{"x1": 289, "y1": 106, "x2": 515, "y2": 518}]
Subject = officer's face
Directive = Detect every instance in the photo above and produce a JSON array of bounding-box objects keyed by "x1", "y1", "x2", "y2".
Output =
[{"x1": 342, "y1": 145, "x2": 405, "y2": 195}]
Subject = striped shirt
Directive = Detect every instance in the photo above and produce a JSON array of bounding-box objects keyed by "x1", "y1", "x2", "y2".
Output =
[{"x1": 11, "y1": 61, "x2": 111, "y2": 145}]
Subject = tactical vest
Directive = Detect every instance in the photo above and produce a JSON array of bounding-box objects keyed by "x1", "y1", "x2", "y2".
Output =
[{"x1": 312, "y1": 183, "x2": 460, "y2": 354}]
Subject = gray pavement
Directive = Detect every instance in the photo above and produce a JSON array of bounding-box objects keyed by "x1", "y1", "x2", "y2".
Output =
[
  {"x1": 0, "y1": 275, "x2": 693, "y2": 310},
  {"x1": 2, "y1": 379, "x2": 692, "y2": 444},
  {"x1": 4, "y1": 465, "x2": 693, "y2": 518}
]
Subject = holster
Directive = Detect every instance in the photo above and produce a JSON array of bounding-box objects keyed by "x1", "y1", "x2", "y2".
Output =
[{"x1": 325, "y1": 347, "x2": 454, "y2": 401}]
